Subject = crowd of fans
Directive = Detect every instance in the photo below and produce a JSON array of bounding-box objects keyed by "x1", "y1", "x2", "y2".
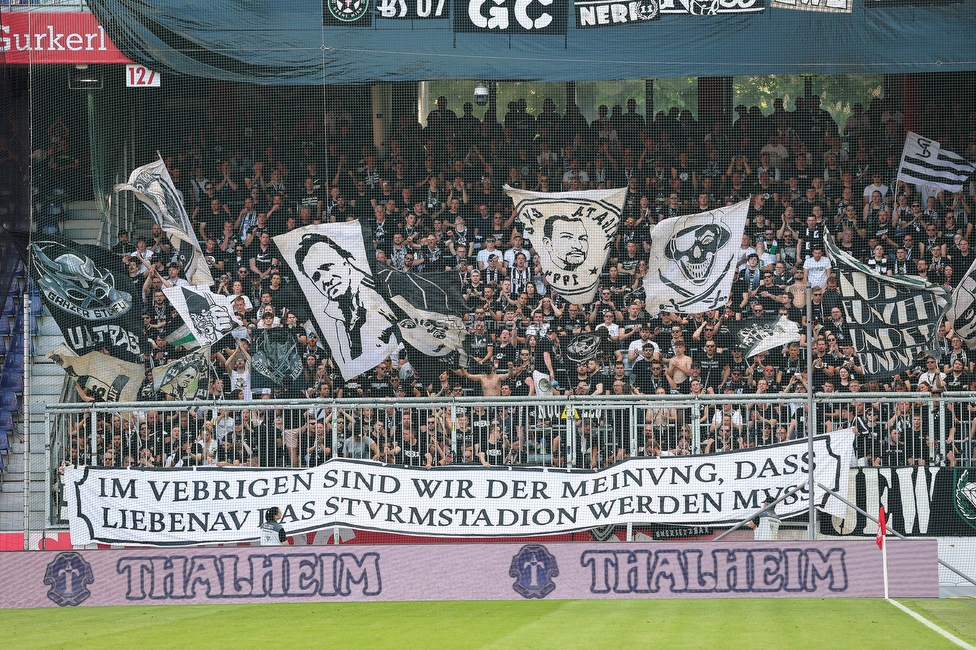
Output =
[{"x1": 52, "y1": 91, "x2": 976, "y2": 481}]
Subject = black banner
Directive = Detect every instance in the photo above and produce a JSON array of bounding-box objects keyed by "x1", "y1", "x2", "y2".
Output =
[
  {"x1": 820, "y1": 466, "x2": 976, "y2": 538},
  {"x1": 251, "y1": 328, "x2": 303, "y2": 387},
  {"x1": 824, "y1": 233, "x2": 950, "y2": 379},
  {"x1": 454, "y1": 0, "x2": 568, "y2": 34},
  {"x1": 376, "y1": 0, "x2": 449, "y2": 18},
  {"x1": 729, "y1": 316, "x2": 800, "y2": 358},
  {"x1": 324, "y1": 0, "x2": 373, "y2": 26},
  {"x1": 30, "y1": 236, "x2": 145, "y2": 363}
]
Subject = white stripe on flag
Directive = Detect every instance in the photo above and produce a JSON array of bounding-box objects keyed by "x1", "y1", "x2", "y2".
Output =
[{"x1": 897, "y1": 132, "x2": 975, "y2": 193}]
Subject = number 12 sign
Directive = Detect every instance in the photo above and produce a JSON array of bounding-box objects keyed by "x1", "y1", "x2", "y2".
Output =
[{"x1": 126, "y1": 64, "x2": 160, "y2": 88}]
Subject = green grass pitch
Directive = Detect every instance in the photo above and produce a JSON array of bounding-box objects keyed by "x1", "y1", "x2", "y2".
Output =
[{"x1": 2, "y1": 598, "x2": 974, "y2": 649}]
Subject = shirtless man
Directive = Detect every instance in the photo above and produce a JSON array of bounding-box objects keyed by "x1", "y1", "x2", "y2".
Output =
[
  {"x1": 785, "y1": 267, "x2": 808, "y2": 309},
  {"x1": 666, "y1": 340, "x2": 693, "y2": 387},
  {"x1": 453, "y1": 359, "x2": 527, "y2": 396}
]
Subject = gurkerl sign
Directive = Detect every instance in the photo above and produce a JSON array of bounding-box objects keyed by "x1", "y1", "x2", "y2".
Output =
[
  {"x1": 0, "y1": 12, "x2": 132, "y2": 64},
  {"x1": 64, "y1": 430, "x2": 854, "y2": 546}
]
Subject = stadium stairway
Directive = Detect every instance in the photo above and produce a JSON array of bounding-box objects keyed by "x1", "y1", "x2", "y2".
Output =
[
  {"x1": 0, "y1": 211, "x2": 88, "y2": 535},
  {"x1": 60, "y1": 200, "x2": 106, "y2": 246}
]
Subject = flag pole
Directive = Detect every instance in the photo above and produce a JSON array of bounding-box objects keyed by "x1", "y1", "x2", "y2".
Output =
[
  {"x1": 806, "y1": 283, "x2": 815, "y2": 540},
  {"x1": 878, "y1": 505, "x2": 889, "y2": 599},
  {"x1": 882, "y1": 534, "x2": 890, "y2": 600}
]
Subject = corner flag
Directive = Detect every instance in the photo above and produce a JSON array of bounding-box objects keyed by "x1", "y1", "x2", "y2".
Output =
[{"x1": 877, "y1": 505, "x2": 886, "y2": 550}]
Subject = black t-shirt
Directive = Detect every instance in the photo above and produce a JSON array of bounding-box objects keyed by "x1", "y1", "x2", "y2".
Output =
[
  {"x1": 366, "y1": 373, "x2": 396, "y2": 398},
  {"x1": 248, "y1": 242, "x2": 277, "y2": 274},
  {"x1": 489, "y1": 342, "x2": 516, "y2": 369},
  {"x1": 534, "y1": 335, "x2": 554, "y2": 374},
  {"x1": 694, "y1": 351, "x2": 728, "y2": 390}
]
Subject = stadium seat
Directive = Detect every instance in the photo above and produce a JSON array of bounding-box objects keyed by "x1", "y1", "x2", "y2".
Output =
[
  {"x1": 0, "y1": 391, "x2": 17, "y2": 411},
  {"x1": 0, "y1": 335, "x2": 6, "y2": 357},
  {"x1": 7, "y1": 281, "x2": 22, "y2": 299},
  {"x1": 2, "y1": 296, "x2": 15, "y2": 317},
  {"x1": 0, "y1": 317, "x2": 9, "y2": 336},
  {"x1": 0, "y1": 373, "x2": 23, "y2": 393},
  {"x1": 13, "y1": 260, "x2": 25, "y2": 278},
  {"x1": 0, "y1": 410, "x2": 12, "y2": 430},
  {"x1": 6, "y1": 335, "x2": 30, "y2": 356},
  {"x1": 30, "y1": 294, "x2": 42, "y2": 316},
  {"x1": 0, "y1": 430, "x2": 8, "y2": 452},
  {"x1": 3, "y1": 352, "x2": 23, "y2": 372}
]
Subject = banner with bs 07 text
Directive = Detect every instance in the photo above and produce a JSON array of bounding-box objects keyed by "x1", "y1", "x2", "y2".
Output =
[{"x1": 65, "y1": 430, "x2": 854, "y2": 546}]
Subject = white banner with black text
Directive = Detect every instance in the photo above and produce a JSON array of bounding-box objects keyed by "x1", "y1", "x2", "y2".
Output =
[{"x1": 65, "y1": 429, "x2": 854, "y2": 545}]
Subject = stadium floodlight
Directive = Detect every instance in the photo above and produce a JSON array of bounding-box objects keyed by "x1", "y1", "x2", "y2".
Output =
[
  {"x1": 70, "y1": 64, "x2": 102, "y2": 91},
  {"x1": 474, "y1": 83, "x2": 489, "y2": 107}
]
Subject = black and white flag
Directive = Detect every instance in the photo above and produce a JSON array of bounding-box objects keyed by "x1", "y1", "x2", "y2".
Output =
[
  {"x1": 729, "y1": 316, "x2": 800, "y2": 358},
  {"x1": 506, "y1": 186, "x2": 627, "y2": 305},
  {"x1": 152, "y1": 348, "x2": 211, "y2": 400},
  {"x1": 251, "y1": 328, "x2": 303, "y2": 387},
  {"x1": 897, "y1": 132, "x2": 976, "y2": 194},
  {"x1": 115, "y1": 158, "x2": 214, "y2": 287},
  {"x1": 824, "y1": 233, "x2": 951, "y2": 378},
  {"x1": 30, "y1": 236, "x2": 145, "y2": 363},
  {"x1": 374, "y1": 267, "x2": 468, "y2": 358},
  {"x1": 565, "y1": 331, "x2": 609, "y2": 364},
  {"x1": 643, "y1": 199, "x2": 749, "y2": 316},
  {"x1": 47, "y1": 344, "x2": 144, "y2": 403},
  {"x1": 947, "y1": 257, "x2": 976, "y2": 349},
  {"x1": 163, "y1": 285, "x2": 242, "y2": 348},
  {"x1": 275, "y1": 223, "x2": 398, "y2": 380}
]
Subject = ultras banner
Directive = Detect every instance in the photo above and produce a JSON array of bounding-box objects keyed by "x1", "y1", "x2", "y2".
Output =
[
  {"x1": 30, "y1": 236, "x2": 145, "y2": 363},
  {"x1": 64, "y1": 429, "x2": 854, "y2": 545}
]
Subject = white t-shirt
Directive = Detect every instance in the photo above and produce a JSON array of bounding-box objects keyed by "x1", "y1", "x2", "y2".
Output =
[
  {"x1": 629, "y1": 338, "x2": 660, "y2": 358},
  {"x1": 229, "y1": 367, "x2": 252, "y2": 401},
  {"x1": 803, "y1": 256, "x2": 832, "y2": 288},
  {"x1": 863, "y1": 182, "x2": 889, "y2": 203}
]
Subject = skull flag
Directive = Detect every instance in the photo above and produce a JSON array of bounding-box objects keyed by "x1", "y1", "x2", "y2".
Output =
[
  {"x1": 30, "y1": 236, "x2": 145, "y2": 363},
  {"x1": 643, "y1": 199, "x2": 749, "y2": 316},
  {"x1": 505, "y1": 185, "x2": 627, "y2": 305}
]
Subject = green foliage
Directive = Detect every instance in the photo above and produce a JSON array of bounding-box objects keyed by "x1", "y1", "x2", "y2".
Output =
[{"x1": 422, "y1": 75, "x2": 884, "y2": 129}]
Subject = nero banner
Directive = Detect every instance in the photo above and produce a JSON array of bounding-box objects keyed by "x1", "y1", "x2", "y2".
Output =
[
  {"x1": 576, "y1": 0, "x2": 661, "y2": 27},
  {"x1": 65, "y1": 430, "x2": 854, "y2": 546},
  {"x1": 0, "y1": 541, "x2": 937, "y2": 608},
  {"x1": 454, "y1": 0, "x2": 569, "y2": 34},
  {"x1": 821, "y1": 466, "x2": 976, "y2": 538}
]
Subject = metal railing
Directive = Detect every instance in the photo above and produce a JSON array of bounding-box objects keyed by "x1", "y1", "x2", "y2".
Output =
[{"x1": 45, "y1": 392, "x2": 976, "y2": 527}]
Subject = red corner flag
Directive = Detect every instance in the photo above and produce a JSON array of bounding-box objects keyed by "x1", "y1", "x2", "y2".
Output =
[{"x1": 877, "y1": 506, "x2": 887, "y2": 550}]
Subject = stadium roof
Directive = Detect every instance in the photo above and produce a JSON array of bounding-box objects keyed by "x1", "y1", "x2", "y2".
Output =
[{"x1": 85, "y1": 0, "x2": 976, "y2": 84}]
